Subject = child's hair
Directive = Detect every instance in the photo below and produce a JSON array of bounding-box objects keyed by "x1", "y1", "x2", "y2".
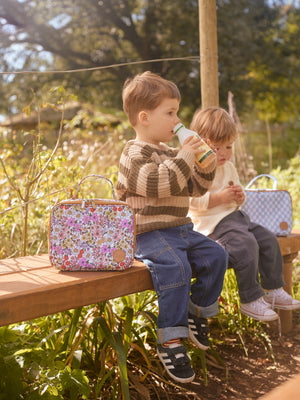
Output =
[
  {"x1": 122, "y1": 71, "x2": 181, "y2": 126},
  {"x1": 190, "y1": 107, "x2": 238, "y2": 143}
]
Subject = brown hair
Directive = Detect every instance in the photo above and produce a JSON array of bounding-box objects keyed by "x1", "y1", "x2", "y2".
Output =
[
  {"x1": 190, "y1": 107, "x2": 238, "y2": 143},
  {"x1": 122, "y1": 71, "x2": 181, "y2": 126}
]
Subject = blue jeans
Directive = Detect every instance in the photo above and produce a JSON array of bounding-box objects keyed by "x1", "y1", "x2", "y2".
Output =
[{"x1": 135, "y1": 223, "x2": 228, "y2": 344}]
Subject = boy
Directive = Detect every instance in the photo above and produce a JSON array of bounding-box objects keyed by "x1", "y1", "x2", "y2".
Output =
[
  {"x1": 189, "y1": 107, "x2": 300, "y2": 322},
  {"x1": 117, "y1": 72, "x2": 228, "y2": 383}
]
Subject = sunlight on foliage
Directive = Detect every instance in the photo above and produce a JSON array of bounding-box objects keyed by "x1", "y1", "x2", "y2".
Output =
[{"x1": 1, "y1": 90, "x2": 300, "y2": 398}]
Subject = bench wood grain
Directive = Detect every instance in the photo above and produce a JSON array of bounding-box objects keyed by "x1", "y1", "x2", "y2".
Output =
[
  {"x1": 0, "y1": 255, "x2": 153, "y2": 326},
  {"x1": 0, "y1": 233, "x2": 299, "y2": 332},
  {"x1": 276, "y1": 233, "x2": 300, "y2": 332}
]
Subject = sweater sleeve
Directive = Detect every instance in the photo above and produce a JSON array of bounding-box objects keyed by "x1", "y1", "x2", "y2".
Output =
[
  {"x1": 117, "y1": 141, "x2": 196, "y2": 199},
  {"x1": 189, "y1": 192, "x2": 210, "y2": 212},
  {"x1": 187, "y1": 158, "x2": 216, "y2": 198}
]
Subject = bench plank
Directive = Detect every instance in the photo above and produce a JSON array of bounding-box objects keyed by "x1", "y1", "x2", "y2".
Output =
[
  {"x1": 0, "y1": 233, "x2": 299, "y2": 330},
  {"x1": 0, "y1": 257, "x2": 153, "y2": 326},
  {"x1": 0, "y1": 254, "x2": 51, "y2": 275},
  {"x1": 277, "y1": 233, "x2": 300, "y2": 256},
  {"x1": 259, "y1": 372, "x2": 300, "y2": 400}
]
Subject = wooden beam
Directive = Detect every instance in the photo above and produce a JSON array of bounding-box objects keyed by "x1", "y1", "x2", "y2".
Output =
[
  {"x1": 199, "y1": 0, "x2": 219, "y2": 108},
  {"x1": 0, "y1": 233, "x2": 299, "y2": 330},
  {"x1": 0, "y1": 255, "x2": 153, "y2": 326},
  {"x1": 259, "y1": 372, "x2": 300, "y2": 400}
]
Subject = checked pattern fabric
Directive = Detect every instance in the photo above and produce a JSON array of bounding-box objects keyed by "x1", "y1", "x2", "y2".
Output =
[
  {"x1": 240, "y1": 174, "x2": 293, "y2": 236},
  {"x1": 241, "y1": 190, "x2": 292, "y2": 236}
]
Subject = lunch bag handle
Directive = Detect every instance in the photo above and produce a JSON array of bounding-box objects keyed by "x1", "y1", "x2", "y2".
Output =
[
  {"x1": 245, "y1": 174, "x2": 278, "y2": 190},
  {"x1": 72, "y1": 174, "x2": 117, "y2": 200}
]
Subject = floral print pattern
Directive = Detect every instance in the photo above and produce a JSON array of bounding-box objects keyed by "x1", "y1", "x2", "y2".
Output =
[{"x1": 49, "y1": 200, "x2": 135, "y2": 271}]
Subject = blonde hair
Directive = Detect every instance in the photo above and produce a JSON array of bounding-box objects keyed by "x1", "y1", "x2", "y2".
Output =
[
  {"x1": 190, "y1": 107, "x2": 238, "y2": 143},
  {"x1": 122, "y1": 71, "x2": 181, "y2": 126}
]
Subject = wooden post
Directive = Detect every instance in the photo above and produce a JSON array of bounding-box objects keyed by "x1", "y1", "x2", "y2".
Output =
[
  {"x1": 278, "y1": 253, "x2": 296, "y2": 333},
  {"x1": 199, "y1": 0, "x2": 219, "y2": 108}
]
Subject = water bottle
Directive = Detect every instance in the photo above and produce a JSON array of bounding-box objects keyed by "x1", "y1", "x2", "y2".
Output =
[{"x1": 174, "y1": 123, "x2": 216, "y2": 168}]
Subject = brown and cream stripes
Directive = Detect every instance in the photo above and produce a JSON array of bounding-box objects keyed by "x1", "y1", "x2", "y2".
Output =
[{"x1": 117, "y1": 140, "x2": 216, "y2": 234}]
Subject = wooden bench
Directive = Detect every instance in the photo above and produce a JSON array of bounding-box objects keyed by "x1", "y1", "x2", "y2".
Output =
[
  {"x1": 0, "y1": 256, "x2": 153, "y2": 327},
  {"x1": 0, "y1": 233, "x2": 299, "y2": 332},
  {"x1": 276, "y1": 232, "x2": 300, "y2": 332},
  {"x1": 259, "y1": 371, "x2": 300, "y2": 400}
]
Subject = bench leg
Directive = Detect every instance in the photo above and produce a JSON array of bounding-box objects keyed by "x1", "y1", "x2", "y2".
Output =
[{"x1": 278, "y1": 253, "x2": 298, "y2": 334}]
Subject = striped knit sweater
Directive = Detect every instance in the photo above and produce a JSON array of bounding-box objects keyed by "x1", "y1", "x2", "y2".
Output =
[{"x1": 117, "y1": 139, "x2": 216, "y2": 235}]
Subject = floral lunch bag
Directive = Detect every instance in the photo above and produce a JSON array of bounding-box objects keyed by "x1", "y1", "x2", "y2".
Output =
[{"x1": 49, "y1": 175, "x2": 136, "y2": 271}]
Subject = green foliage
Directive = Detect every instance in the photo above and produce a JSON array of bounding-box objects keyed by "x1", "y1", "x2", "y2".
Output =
[
  {"x1": 217, "y1": 0, "x2": 280, "y2": 112},
  {"x1": 0, "y1": 86, "x2": 78, "y2": 256},
  {"x1": 271, "y1": 155, "x2": 300, "y2": 228},
  {"x1": 250, "y1": 5, "x2": 300, "y2": 122},
  {"x1": 0, "y1": 327, "x2": 24, "y2": 400},
  {"x1": 0, "y1": 320, "x2": 91, "y2": 400},
  {"x1": 241, "y1": 116, "x2": 300, "y2": 173},
  {"x1": 0, "y1": 291, "x2": 159, "y2": 399},
  {"x1": 0, "y1": 0, "x2": 200, "y2": 113},
  {"x1": 1, "y1": 0, "x2": 300, "y2": 120},
  {"x1": 0, "y1": 89, "x2": 129, "y2": 258}
]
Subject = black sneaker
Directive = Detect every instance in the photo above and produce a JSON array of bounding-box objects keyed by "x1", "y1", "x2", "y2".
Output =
[
  {"x1": 157, "y1": 344, "x2": 195, "y2": 383},
  {"x1": 188, "y1": 313, "x2": 210, "y2": 350}
]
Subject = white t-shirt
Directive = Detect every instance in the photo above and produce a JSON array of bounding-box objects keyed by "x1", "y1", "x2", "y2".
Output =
[{"x1": 188, "y1": 161, "x2": 244, "y2": 236}]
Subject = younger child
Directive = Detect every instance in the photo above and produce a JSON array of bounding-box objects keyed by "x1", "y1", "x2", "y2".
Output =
[
  {"x1": 117, "y1": 72, "x2": 228, "y2": 383},
  {"x1": 189, "y1": 107, "x2": 300, "y2": 322}
]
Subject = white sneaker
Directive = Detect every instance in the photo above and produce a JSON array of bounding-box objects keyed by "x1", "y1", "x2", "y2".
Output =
[
  {"x1": 240, "y1": 297, "x2": 279, "y2": 321},
  {"x1": 264, "y1": 288, "x2": 300, "y2": 310}
]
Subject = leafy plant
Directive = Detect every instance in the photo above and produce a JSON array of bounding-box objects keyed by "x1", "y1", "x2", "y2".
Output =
[
  {"x1": 0, "y1": 87, "x2": 76, "y2": 256},
  {"x1": 271, "y1": 155, "x2": 300, "y2": 229}
]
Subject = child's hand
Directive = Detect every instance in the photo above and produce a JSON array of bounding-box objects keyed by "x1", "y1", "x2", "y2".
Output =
[
  {"x1": 219, "y1": 187, "x2": 237, "y2": 204},
  {"x1": 181, "y1": 136, "x2": 205, "y2": 156},
  {"x1": 230, "y1": 184, "x2": 245, "y2": 205},
  {"x1": 209, "y1": 184, "x2": 245, "y2": 208}
]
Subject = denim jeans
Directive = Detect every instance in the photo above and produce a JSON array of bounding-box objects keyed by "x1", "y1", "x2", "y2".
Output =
[
  {"x1": 210, "y1": 210, "x2": 284, "y2": 304},
  {"x1": 135, "y1": 223, "x2": 228, "y2": 345}
]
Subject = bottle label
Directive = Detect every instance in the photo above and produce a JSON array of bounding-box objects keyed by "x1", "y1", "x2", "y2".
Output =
[
  {"x1": 199, "y1": 149, "x2": 214, "y2": 164},
  {"x1": 175, "y1": 122, "x2": 215, "y2": 166}
]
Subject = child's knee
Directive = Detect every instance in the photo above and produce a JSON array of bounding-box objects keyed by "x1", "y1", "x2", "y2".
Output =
[{"x1": 213, "y1": 242, "x2": 229, "y2": 266}]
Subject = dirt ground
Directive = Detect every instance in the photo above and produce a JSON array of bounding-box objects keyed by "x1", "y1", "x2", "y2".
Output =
[
  {"x1": 139, "y1": 310, "x2": 300, "y2": 400},
  {"x1": 172, "y1": 309, "x2": 300, "y2": 400}
]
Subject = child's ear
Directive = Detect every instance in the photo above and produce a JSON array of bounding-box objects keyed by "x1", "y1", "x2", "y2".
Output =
[{"x1": 138, "y1": 111, "x2": 149, "y2": 126}]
